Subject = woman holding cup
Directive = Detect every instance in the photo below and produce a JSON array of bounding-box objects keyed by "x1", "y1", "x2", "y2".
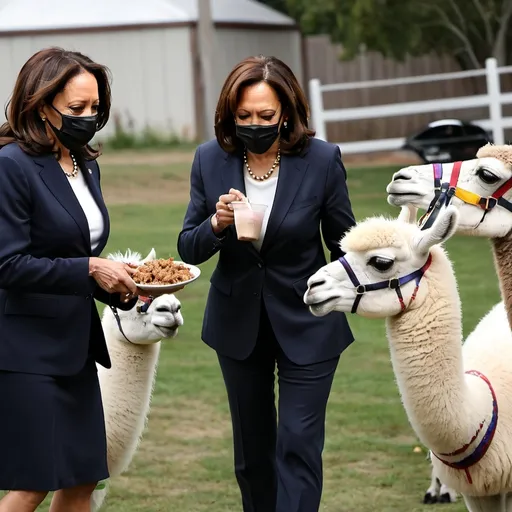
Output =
[{"x1": 178, "y1": 55, "x2": 356, "y2": 512}]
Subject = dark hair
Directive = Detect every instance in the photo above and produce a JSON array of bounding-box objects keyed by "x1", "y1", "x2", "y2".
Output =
[
  {"x1": 215, "y1": 55, "x2": 315, "y2": 155},
  {"x1": 0, "y1": 47, "x2": 112, "y2": 160}
]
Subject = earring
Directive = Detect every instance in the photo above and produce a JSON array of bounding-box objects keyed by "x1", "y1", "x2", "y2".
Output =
[
  {"x1": 41, "y1": 116, "x2": 46, "y2": 122},
  {"x1": 284, "y1": 121, "x2": 288, "y2": 128}
]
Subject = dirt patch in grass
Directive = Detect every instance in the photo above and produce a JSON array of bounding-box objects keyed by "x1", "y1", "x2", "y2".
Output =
[
  {"x1": 102, "y1": 396, "x2": 234, "y2": 509},
  {"x1": 103, "y1": 180, "x2": 191, "y2": 205},
  {"x1": 100, "y1": 165, "x2": 192, "y2": 205},
  {"x1": 343, "y1": 150, "x2": 422, "y2": 167},
  {"x1": 160, "y1": 398, "x2": 229, "y2": 441},
  {"x1": 343, "y1": 458, "x2": 392, "y2": 478},
  {"x1": 100, "y1": 150, "x2": 195, "y2": 166},
  {"x1": 99, "y1": 148, "x2": 421, "y2": 168},
  {"x1": 126, "y1": 396, "x2": 230, "y2": 466},
  {"x1": 98, "y1": 149, "x2": 418, "y2": 206}
]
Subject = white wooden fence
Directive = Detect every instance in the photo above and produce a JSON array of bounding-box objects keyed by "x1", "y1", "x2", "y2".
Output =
[{"x1": 308, "y1": 57, "x2": 512, "y2": 154}]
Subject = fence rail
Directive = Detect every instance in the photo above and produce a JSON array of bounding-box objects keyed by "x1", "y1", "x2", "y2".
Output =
[{"x1": 308, "y1": 57, "x2": 512, "y2": 154}]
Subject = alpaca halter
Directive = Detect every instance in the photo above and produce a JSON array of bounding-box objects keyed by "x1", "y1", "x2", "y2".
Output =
[
  {"x1": 432, "y1": 370, "x2": 498, "y2": 485},
  {"x1": 338, "y1": 254, "x2": 432, "y2": 314},
  {"x1": 419, "y1": 161, "x2": 512, "y2": 230},
  {"x1": 109, "y1": 296, "x2": 154, "y2": 344}
]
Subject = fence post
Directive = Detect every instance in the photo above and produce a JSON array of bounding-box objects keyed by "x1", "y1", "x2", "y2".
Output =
[
  {"x1": 485, "y1": 57, "x2": 504, "y2": 145},
  {"x1": 308, "y1": 78, "x2": 327, "y2": 141}
]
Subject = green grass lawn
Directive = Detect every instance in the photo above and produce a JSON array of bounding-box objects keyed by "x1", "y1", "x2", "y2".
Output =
[{"x1": 34, "y1": 154, "x2": 499, "y2": 511}]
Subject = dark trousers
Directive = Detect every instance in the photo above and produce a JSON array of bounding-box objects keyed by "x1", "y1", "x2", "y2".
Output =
[{"x1": 217, "y1": 304, "x2": 339, "y2": 512}]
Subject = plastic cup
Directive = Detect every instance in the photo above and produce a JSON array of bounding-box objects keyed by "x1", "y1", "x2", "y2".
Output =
[{"x1": 231, "y1": 201, "x2": 267, "y2": 241}]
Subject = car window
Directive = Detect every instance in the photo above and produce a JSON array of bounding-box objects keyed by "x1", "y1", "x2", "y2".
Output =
[
  {"x1": 414, "y1": 125, "x2": 464, "y2": 140},
  {"x1": 463, "y1": 125, "x2": 488, "y2": 137}
]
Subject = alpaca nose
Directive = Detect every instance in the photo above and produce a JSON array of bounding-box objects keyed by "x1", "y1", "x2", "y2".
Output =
[
  {"x1": 309, "y1": 278, "x2": 326, "y2": 290},
  {"x1": 392, "y1": 169, "x2": 414, "y2": 182},
  {"x1": 307, "y1": 272, "x2": 328, "y2": 292},
  {"x1": 155, "y1": 303, "x2": 181, "y2": 314}
]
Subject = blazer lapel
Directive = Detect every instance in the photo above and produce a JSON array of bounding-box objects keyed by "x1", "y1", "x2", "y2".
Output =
[
  {"x1": 221, "y1": 152, "x2": 246, "y2": 197},
  {"x1": 260, "y1": 154, "x2": 309, "y2": 253},
  {"x1": 34, "y1": 155, "x2": 92, "y2": 252},
  {"x1": 82, "y1": 162, "x2": 110, "y2": 256}
]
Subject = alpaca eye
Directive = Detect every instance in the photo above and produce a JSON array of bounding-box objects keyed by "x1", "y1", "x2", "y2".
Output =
[
  {"x1": 476, "y1": 168, "x2": 500, "y2": 185},
  {"x1": 368, "y1": 256, "x2": 394, "y2": 272}
]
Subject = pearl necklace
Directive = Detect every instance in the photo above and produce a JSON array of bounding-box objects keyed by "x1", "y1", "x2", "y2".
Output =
[
  {"x1": 244, "y1": 148, "x2": 281, "y2": 181},
  {"x1": 63, "y1": 153, "x2": 79, "y2": 179}
]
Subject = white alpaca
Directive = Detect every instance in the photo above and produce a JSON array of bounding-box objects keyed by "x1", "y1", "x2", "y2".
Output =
[
  {"x1": 387, "y1": 143, "x2": 512, "y2": 503},
  {"x1": 90, "y1": 248, "x2": 184, "y2": 511},
  {"x1": 386, "y1": 143, "x2": 512, "y2": 238},
  {"x1": 304, "y1": 206, "x2": 512, "y2": 512}
]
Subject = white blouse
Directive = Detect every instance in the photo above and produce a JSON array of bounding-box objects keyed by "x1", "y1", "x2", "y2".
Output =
[
  {"x1": 243, "y1": 168, "x2": 279, "y2": 251},
  {"x1": 67, "y1": 171, "x2": 104, "y2": 251}
]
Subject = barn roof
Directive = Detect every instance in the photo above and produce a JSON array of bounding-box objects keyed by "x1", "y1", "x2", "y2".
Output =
[{"x1": 0, "y1": 0, "x2": 295, "y2": 34}]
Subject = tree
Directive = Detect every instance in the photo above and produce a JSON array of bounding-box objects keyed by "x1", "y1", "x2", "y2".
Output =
[{"x1": 265, "y1": 0, "x2": 512, "y2": 69}]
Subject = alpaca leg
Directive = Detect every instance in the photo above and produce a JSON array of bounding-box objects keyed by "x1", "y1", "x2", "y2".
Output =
[
  {"x1": 90, "y1": 484, "x2": 109, "y2": 512},
  {"x1": 463, "y1": 494, "x2": 505, "y2": 512},
  {"x1": 505, "y1": 492, "x2": 512, "y2": 511},
  {"x1": 423, "y1": 467, "x2": 440, "y2": 504},
  {"x1": 438, "y1": 482, "x2": 457, "y2": 503}
]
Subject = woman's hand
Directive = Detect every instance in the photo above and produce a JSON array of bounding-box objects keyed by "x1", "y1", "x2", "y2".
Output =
[
  {"x1": 211, "y1": 188, "x2": 245, "y2": 234},
  {"x1": 89, "y1": 257, "x2": 138, "y2": 301}
]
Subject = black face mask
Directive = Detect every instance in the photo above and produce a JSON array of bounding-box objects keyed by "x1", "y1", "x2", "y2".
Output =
[
  {"x1": 235, "y1": 122, "x2": 280, "y2": 155},
  {"x1": 47, "y1": 105, "x2": 98, "y2": 152}
]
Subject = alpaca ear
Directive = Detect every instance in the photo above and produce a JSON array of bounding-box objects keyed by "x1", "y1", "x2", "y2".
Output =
[
  {"x1": 398, "y1": 205, "x2": 417, "y2": 224},
  {"x1": 413, "y1": 205, "x2": 459, "y2": 255},
  {"x1": 142, "y1": 248, "x2": 156, "y2": 263}
]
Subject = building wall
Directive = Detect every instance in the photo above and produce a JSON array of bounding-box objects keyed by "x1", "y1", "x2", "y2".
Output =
[
  {"x1": 0, "y1": 26, "x2": 196, "y2": 140},
  {"x1": 212, "y1": 27, "x2": 303, "y2": 105}
]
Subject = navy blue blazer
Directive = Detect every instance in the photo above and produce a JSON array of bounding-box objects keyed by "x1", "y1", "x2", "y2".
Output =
[
  {"x1": 177, "y1": 137, "x2": 356, "y2": 365},
  {"x1": 0, "y1": 143, "x2": 135, "y2": 376}
]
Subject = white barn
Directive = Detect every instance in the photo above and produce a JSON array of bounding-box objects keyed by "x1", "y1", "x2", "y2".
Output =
[{"x1": 0, "y1": 0, "x2": 303, "y2": 141}]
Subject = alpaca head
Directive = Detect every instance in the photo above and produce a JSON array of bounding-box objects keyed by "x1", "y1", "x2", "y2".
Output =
[
  {"x1": 103, "y1": 248, "x2": 184, "y2": 344},
  {"x1": 304, "y1": 205, "x2": 459, "y2": 318},
  {"x1": 386, "y1": 143, "x2": 512, "y2": 237}
]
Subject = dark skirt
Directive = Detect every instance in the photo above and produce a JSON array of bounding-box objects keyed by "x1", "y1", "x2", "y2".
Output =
[{"x1": 0, "y1": 358, "x2": 109, "y2": 491}]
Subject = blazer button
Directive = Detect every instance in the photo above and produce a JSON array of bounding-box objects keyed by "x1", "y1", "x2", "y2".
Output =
[{"x1": 257, "y1": 263, "x2": 263, "y2": 268}]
